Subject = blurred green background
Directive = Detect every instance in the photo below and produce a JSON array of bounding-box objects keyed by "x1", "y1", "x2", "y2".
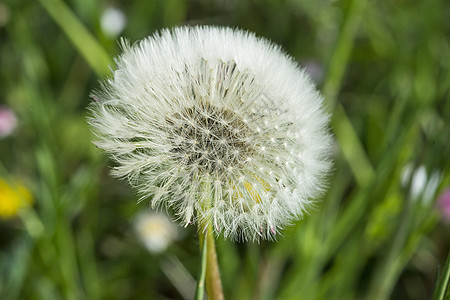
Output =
[{"x1": 0, "y1": 0, "x2": 449, "y2": 299}]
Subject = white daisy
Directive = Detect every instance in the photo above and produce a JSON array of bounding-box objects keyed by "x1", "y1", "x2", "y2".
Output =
[{"x1": 89, "y1": 26, "x2": 332, "y2": 241}]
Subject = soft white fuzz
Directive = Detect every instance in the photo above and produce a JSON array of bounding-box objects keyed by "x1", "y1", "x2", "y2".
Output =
[
  {"x1": 134, "y1": 212, "x2": 178, "y2": 254},
  {"x1": 89, "y1": 26, "x2": 332, "y2": 241}
]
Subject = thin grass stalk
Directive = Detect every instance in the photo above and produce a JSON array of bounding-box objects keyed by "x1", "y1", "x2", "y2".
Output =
[
  {"x1": 195, "y1": 234, "x2": 208, "y2": 300},
  {"x1": 38, "y1": 0, "x2": 113, "y2": 76},
  {"x1": 433, "y1": 251, "x2": 450, "y2": 300}
]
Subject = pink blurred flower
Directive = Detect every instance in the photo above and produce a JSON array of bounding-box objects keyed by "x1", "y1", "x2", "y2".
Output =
[
  {"x1": 302, "y1": 59, "x2": 324, "y2": 83},
  {"x1": 437, "y1": 188, "x2": 450, "y2": 224},
  {"x1": 0, "y1": 106, "x2": 17, "y2": 138}
]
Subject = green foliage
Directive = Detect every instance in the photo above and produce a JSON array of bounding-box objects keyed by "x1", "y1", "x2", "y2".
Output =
[{"x1": 0, "y1": 0, "x2": 449, "y2": 299}]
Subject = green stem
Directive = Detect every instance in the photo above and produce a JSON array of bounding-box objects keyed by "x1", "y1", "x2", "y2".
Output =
[
  {"x1": 204, "y1": 226, "x2": 224, "y2": 300},
  {"x1": 332, "y1": 104, "x2": 375, "y2": 186},
  {"x1": 196, "y1": 226, "x2": 225, "y2": 300},
  {"x1": 323, "y1": 0, "x2": 367, "y2": 111},
  {"x1": 197, "y1": 179, "x2": 224, "y2": 300},
  {"x1": 322, "y1": 0, "x2": 374, "y2": 187},
  {"x1": 195, "y1": 233, "x2": 208, "y2": 300},
  {"x1": 38, "y1": 0, "x2": 113, "y2": 76},
  {"x1": 433, "y1": 250, "x2": 450, "y2": 300},
  {"x1": 366, "y1": 195, "x2": 411, "y2": 300}
]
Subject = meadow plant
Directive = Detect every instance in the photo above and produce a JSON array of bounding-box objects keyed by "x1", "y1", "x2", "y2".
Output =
[
  {"x1": 89, "y1": 26, "x2": 332, "y2": 298},
  {"x1": 2, "y1": 0, "x2": 447, "y2": 299}
]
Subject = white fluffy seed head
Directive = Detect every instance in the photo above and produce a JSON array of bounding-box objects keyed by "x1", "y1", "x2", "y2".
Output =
[{"x1": 89, "y1": 26, "x2": 333, "y2": 242}]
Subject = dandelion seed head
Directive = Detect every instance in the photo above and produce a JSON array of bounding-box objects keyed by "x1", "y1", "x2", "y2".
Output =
[{"x1": 89, "y1": 26, "x2": 333, "y2": 241}]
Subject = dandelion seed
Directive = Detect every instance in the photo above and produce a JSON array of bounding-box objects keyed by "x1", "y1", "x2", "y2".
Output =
[{"x1": 89, "y1": 26, "x2": 332, "y2": 241}]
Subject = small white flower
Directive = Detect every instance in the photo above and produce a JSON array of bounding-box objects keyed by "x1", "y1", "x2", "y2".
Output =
[
  {"x1": 303, "y1": 59, "x2": 324, "y2": 83},
  {"x1": 401, "y1": 163, "x2": 442, "y2": 204},
  {"x1": 89, "y1": 26, "x2": 332, "y2": 241},
  {"x1": 100, "y1": 7, "x2": 126, "y2": 37},
  {"x1": 134, "y1": 212, "x2": 178, "y2": 254},
  {"x1": 411, "y1": 165, "x2": 427, "y2": 199}
]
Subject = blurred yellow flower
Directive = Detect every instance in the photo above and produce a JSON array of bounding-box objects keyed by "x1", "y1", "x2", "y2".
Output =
[{"x1": 0, "y1": 178, "x2": 33, "y2": 219}]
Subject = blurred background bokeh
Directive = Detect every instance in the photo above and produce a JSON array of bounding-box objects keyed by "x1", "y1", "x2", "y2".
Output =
[{"x1": 0, "y1": 0, "x2": 449, "y2": 299}]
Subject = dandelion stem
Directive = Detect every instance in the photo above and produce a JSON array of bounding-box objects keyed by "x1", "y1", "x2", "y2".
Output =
[
  {"x1": 196, "y1": 225, "x2": 224, "y2": 300},
  {"x1": 204, "y1": 224, "x2": 224, "y2": 300}
]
